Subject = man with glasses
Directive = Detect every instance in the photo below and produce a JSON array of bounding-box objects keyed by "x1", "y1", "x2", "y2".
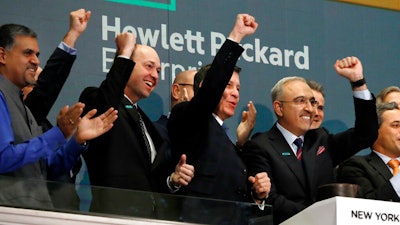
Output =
[
  {"x1": 154, "y1": 69, "x2": 197, "y2": 129},
  {"x1": 242, "y1": 56, "x2": 378, "y2": 225}
]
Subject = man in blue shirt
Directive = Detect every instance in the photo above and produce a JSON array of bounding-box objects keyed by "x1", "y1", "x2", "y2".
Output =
[{"x1": 0, "y1": 21, "x2": 117, "y2": 208}]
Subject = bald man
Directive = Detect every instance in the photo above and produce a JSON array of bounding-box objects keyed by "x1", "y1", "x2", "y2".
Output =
[{"x1": 155, "y1": 70, "x2": 196, "y2": 128}]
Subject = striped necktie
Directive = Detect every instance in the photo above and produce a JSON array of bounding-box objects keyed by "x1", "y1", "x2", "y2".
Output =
[{"x1": 293, "y1": 138, "x2": 303, "y2": 160}]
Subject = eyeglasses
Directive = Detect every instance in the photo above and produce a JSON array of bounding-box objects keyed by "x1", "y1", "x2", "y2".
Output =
[
  {"x1": 279, "y1": 97, "x2": 318, "y2": 107},
  {"x1": 177, "y1": 83, "x2": 193, "y2": 87}
]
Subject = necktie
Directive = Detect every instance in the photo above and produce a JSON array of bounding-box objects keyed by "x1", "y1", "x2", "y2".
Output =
[
  {"x1": 387, "y1": 159, "x2": 400, "y2": 176},
  {"x1": 293, "y1": 138, "x2": 303, "y2": 160},
  {"x1": 222, "y1": 123, "x2": 235, "y2": 143},
  {"x1": 133, "y1": 105, "x2": 152, "y2": 162}
]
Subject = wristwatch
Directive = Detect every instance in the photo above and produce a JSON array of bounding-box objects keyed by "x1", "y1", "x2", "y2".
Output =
[{"x1": 351, "y1": 78, "x2": 366, "y2": 88}]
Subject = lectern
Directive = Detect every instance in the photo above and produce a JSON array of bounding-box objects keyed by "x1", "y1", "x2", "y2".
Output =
[{"x1": 280, "y1": 196, "x2": 400, "y2": 225}]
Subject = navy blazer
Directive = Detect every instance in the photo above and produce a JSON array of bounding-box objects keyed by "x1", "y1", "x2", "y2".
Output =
[
  {"x1": 168, "y1": 39, "x2": 249, "y2": 202},
  {"x1": 242, "y1": 96, "x2": 378, "y2": 225},
  {"x1": 337, "y1": 151, "x2": 400, "y2": 202}
]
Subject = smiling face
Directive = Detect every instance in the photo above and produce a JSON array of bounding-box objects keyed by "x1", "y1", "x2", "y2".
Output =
[
  {"x1": 274, "y1": 79, "x2": 316, "y2": 136},
  {"x1": 124, "y1": 45, "x2": 161, "y2": 103},
  {"x1": 0, "y1": 35, "x2": 40, "y2": 89},
  {"x1": 310, "y1": 89, "x2": 325, "y2": 129},
  {"x1": 214, "y1": 71, "x2": 240, "y2": 121},
  {"x1": 374, "y1": 109, "x2": 400, "y2": 159}
]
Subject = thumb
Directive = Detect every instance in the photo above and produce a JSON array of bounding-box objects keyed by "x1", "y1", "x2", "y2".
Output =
[
  {"x1": 179, "y1": 154, "x2": 187, "y2": 166},
  {"x1": 241, "y1": 111, "x2": 248, "y2": 123},
  {"x1": 248, "y1": 176, "x2": 255, "y2": 183}
]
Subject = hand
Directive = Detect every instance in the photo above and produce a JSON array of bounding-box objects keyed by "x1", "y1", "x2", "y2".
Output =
[
  {"x1": 228, "y1": 14, "x2": 258, "y2": 43},
  {"x1": 63, "y1": 8, "x2": 91, "y2": 47},
  {"x1": 248, "y1": 172, "x2": 271, "y2": 203},
  {"x1": 74, "y1": 107, "x2": 118, "y2": 144},
  {"x1": 236, "y1": 101, "x2": 256, "y2": 147},
  {"x1": 116, "y1": 32, "x2": 137, "y2": 58},
  {"x1": 334, "y1": 56, "x2": 364, "y2": 82},
  {"x1": 171, "y1": 154, "x2": 194, "y2": 186},
  {"x1": 56, "y1": 103, "x2": 85, "y2": 139},
  {"x1": 180, "y1": 87, "x2": 189, "y2": 102}
]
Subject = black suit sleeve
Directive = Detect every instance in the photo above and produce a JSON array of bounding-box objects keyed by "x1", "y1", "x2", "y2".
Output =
[
  {"x1": 337, "y1": 156, "x2": 400, "y2": 202},
  {"x1": 79, "y1": 57, "x2": 134, "y2": 115},
  {"x1": 25, "y1": 47, "x2": 76, "y2": 124},
  {"x1": 168, "y1": 39, "x2": 243, "y2": 161},
  {"x1": 329, "y1": 96, "x2": 378, "y2": 165}
]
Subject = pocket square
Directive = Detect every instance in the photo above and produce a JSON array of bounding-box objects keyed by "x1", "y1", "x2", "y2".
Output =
[{"x1": 317, "y1": 146, "x2": 326, "y2": 155}]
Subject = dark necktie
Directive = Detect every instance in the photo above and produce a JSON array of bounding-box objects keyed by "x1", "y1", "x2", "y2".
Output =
[
  {"x1": 133, "y1": 105, "x2": 152, "y2": 162},
  {"x1": 294, "y1": 138, "x2": 303, "y2": 160}
]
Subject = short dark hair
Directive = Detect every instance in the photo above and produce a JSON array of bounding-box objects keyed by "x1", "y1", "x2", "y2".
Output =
[
  {"x1": 193, "y1": 64, "x2": 241, "y2": 95},
  {"x1": 376, "y1": 102, "x2": 399, "y2": 127},
  {"x1": 0, "y1": 24, "x2": 37, "y2": 50}
]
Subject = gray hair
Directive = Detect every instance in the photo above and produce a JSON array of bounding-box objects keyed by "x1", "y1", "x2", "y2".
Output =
[
  {"x1": 376, "y1": 86, "x2": 400, "y2": 104},
  {"x1": 306, "y1": 79, "x2": 325, "y2": 97},
  {"x1": 270, "y1": 76, "x2": 306, "y2": 102},
  {"x1": 376, "y1": 102, "x2": 399, "y2": 127}
]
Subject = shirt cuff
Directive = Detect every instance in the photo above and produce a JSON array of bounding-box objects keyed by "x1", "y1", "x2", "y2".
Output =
[
  {"x1": 166, "y1": 175, "x2": 181, "y2": 193},
  {"x1": 252, "y1": 191, "x2": 268, "y2": 210},
  {"x1": 353, "y1": 89, "x2": 372, "y2": 100},
  {"x1": 58, "y1": 42, "x2": 77, "y2": 55}
]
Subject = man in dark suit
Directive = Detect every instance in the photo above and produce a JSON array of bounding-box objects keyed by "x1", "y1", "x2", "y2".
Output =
[
  {"x1": 154, "y1": 69, "x2": 196, "y2": 141},
  {"x1": 79, "y1": 32, "x2": 194, "y2": 218},
  {"x1": 167, "y1": 14, "x2": 270, "y2": 224},
  {"x1": 22, "y1": 8, "x2": 91, "y2": 210},
  {"x1": 242, "y1": 56, "x2": 378, "y2": 225},
  {"x1": 337, "y1": 102, "x2": 400, "y2": 202}
]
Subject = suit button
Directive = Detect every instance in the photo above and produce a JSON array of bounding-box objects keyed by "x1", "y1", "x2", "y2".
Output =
[{"x1": 242, "y1": 169, "x2": 247, "y2": 176}]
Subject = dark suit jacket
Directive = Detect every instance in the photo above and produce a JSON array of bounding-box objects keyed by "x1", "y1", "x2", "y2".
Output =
[
  {"x1": 168, "y1": 39, "x2": 249, "y2": 202},
  {"x1": 242, "y1": 97, "x2": 378, "y2": 225},
  {"x1": 23, "y1": 47, "x2": 80, "y2": 210},
  {"x1": 336, "y1": 151, "x2": 400, "y2": 202},
  {"x1": 25, "y1": 47, "x2": 76, "y2": 124},
  {"x1": 79, "y1": 57, "x2": 171, "y2": 217}
]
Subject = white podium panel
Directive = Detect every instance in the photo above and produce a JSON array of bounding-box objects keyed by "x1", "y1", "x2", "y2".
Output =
[{"x1": 280, "y1": 197, "x2": 400, "y2": 225}]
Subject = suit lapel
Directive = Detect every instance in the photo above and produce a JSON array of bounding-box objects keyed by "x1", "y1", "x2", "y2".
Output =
[
  {"x1": 368, "y1": 152, "x2": 393, "y2": 180},
  {"x1": 302, "y1": 131, "x2": 317, "y2": 191},
  {"x1": 121, "y1": 98, "x2": 152, "y2": 167},
  {"x1": 270, "y1": 126, "x2": 308, "y2": 190}
]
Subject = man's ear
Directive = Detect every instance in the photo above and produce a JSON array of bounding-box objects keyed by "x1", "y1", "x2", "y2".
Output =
[
  {"x1": 273, "y1": 101, "x2": 283, "y2": 117},
  {"x1": 0, "y1": 47, "x2": 6, "y2": 64},
  {"x1": 171, "y1": 84, "x2": 180, "y2": 100}
]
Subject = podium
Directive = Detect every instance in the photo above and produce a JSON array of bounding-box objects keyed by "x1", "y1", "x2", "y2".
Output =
[{"x1": 280, "y1": 197, "x2": 400, "y2": 225}]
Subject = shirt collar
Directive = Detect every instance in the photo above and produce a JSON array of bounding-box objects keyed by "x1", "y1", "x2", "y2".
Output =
[{"x1": 212, "y1": 113, "x2": 223, "y2": 126}]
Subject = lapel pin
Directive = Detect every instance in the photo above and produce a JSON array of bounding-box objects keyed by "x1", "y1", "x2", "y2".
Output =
[
  {"x1": 282, "y1": 152, "x2": 291, "y2": 156},
  {"x1": 125, "y1": 105, "x2": 133, "y2": 109}
]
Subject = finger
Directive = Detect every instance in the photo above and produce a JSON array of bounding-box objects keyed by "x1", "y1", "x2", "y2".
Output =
[
  {"x1": 179, "y1": 154, "x2": 187, "y2": 166},
  {"x1": 241, "y1": 111, "x2": 248, "y2": 123},
  {"x1": 59, "y1": 105, "x2": 70, "y2": 117},
  {"x1": 84, "y1": 109, "x2": 97, "y2": 120},
  {"x1": 248, "y1": 176, "x2": 255, "y2": 183},
  {"x1": 182, "y1": 88, "x2": 189, "y2": 101}
]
